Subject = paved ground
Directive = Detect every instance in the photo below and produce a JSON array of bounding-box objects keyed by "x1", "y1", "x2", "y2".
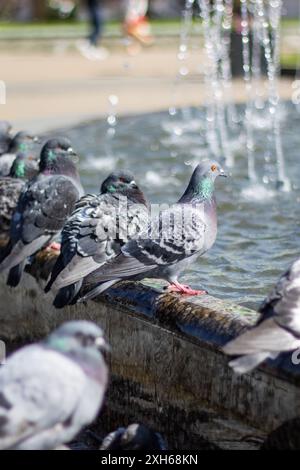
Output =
[{"x1": 0, "y1": 36, "x2": 295, "y2": 134}]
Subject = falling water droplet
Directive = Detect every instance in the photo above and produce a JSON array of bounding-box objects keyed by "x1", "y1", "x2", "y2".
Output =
[
  {"x1": 169, "y1": 107, "x2": 177, "y2": 116},
  {"x1": 177, "y1": 52, "x2": 186, "y2": 61},
  {"x1": 179, "y1": 66, "x2": 189, "y2": 76},
  {"x1": 262, "y1": 175, "x2": 269, "y2": 184},
  {"x1": 108, "y1": 95, "x2": 119, "y2": 106},
  {"x1": 107, "y1": 128, "x2": 116, "y2": 138},
  {"x1": 107, "y1": 115, "x2": 117, "y2": 126},
  {"x1": 174, "y1": 127, "x2": 183, "y2": 136}
]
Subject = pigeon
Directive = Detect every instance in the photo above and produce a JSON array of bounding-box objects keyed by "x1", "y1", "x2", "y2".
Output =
[
  {"x1": 0, "y1": 121, "x2": 12, "y2": 155},
  {"x1": 0, "y1": 154, "x2": 39, "y2": 241},
  {"x1": 223, "y1": 258, "x2": 300, "y2": 374},
  {"x1": 0, "y1": 320, "x2": 109, "y2": 450},
  {"x1": 79, "y1": 160, "x2": 226, "y2": 302},
  {"x1": 0, "y1": 137, "x2": 84, "y2": 287},
  {"x1": 0, "y1": 131, "x2": 40, "y2": 177},
  {"x1": 45, "y1": 170, "x2": 149, "y2": 308},
  {"x1": 100, "y1": 423, "x2": 167, "y2": 451}
]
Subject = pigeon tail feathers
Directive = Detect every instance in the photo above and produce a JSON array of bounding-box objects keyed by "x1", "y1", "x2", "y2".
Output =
[
  {"x1": 78, "y1": 279, "x2": 120, "y2": 303},
  {"x1": 228, "y1": 351, "x2": 278, "y2": 374}
]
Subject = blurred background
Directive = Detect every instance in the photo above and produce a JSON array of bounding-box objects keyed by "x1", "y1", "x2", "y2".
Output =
[{"x1": 0, "y1": 0, "x2": 299, "y2": 133}]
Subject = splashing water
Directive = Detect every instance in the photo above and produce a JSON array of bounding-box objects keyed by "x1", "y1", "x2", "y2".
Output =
[
  {"x1": 197, "y1": 0, "x2": 233, "y2": 166},
  {"x1": 169, "y1": 0, "x2": 291, "y2": 193},
  {"x1": 170, "y1": 0, "x2": 196, "y2": 131},
  {"x1": 253, "y1": 0, "x2": 290, "y2": 192},
  {"x1": 105, "y1": 94, "x2": 119, "y2": 157},
  {"x1": 241, "y1": 182, "x2": 276, "y2": 201},
  {"x1": 241, "y1": 0, "x2": 256, "y2": 182}
]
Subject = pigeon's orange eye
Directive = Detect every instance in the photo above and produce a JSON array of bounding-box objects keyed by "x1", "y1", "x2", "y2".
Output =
[
  {"x1": 211, "y1": 164, "x2": 217, "y2": 172},
  {"x1": 119, "y1": 177, "x2": 126, "y2": 183}
]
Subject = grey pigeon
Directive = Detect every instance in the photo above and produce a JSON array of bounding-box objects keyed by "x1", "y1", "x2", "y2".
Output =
[
  {"x1": 0, "y1": 320, "x2": 109, "y2": 450},
  {"x1": 0, "y1": 131, "x2": 40, "y2": 177},
  {"x1": 45, "y1": 170, "x2": 149, "y2": 308},
  {"x1": 100, "y1": 423, "x2": 167, "y2": 451},
  {"x1": 223, "y1": 258, "x2": 300, "y2": 374},
  {"x1": 0, "y1": 137, "x2": 84, "y2": 287},
  {"x1": 0, "y1": 154, "x2": 39, "y2": 241},
  {"x1": 79, "y1": 160, "x2": 226, "y2": 302},
  {"x1": 0, "y1": 121, "x2": 12, "y2": 155}
]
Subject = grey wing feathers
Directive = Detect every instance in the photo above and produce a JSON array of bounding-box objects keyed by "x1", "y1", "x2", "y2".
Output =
[
  {"x1": 47, "y1": 194, "x2": 122, "y2": 290},
  {"x1": 223, "y1": 318, "x2": 300, "y2": 356},
  {"x1": 83, "y1": 252, "x2": 152, "y2": 286},
  {"x1": 0, "y1": 175, "x2": 80, "y2": 272},
  {"x1": 256, "y1": 258, "x2": 300, "y2": 337},
  {"x1": 267, "y1": 259, "x2": 300, "y2": 335},
  {"x1": 48, "y1": 193, "x2": 149, "y2": 291},
  {"x1": 17, "y1": 175, "x2": 80, "y2": 243},
  {"x1": 0, "y1": 154, "x2": 15, "y2": 177},
  {"x1": 124, "y1": 203, "x2": 206, "y2": 265},
  {"x1": 0, "y1": 177, "x2": 25, "y2": 236},
  {"x1": 0, "y1": 346, "x2": 88, "y2": 450},
  {"x1": 84, "y1": 203, "x2": 206, "y2": 285},
  {"x1": 223, "y1": 258, "x2": 300, "y2": 374},
  {"x1": 228, "y1": 352, "x2": 277, "y2": 375}
]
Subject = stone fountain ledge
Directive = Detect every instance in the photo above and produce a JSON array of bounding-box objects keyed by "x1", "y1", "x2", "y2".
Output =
[{"x1": 0, "y1": 248, "x2": 300, "y2": 450}]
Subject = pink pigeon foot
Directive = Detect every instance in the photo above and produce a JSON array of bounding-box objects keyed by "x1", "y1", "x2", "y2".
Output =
[
  {"x1": 167, "y1": 282, "x2": 207, "y2": 296},
  {"x1": 46, "y1": 242, "x2": 61, "y2": 253}
]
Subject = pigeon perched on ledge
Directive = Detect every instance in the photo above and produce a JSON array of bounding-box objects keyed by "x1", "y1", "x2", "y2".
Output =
[
  {"x1": 0, "y1": 321, "x2": 108, "y2": 450},
  {"x1": 0, "y1": 137, "x2": 84, "y2": 287},
  {"x1": 100, "y1": 423, "x2": 167, "y2": 451},
  {"x1": 223, "y1": 258, "x2": 300, "y2": 374},
  {"x1": 45, "y1": 170, "x2": 149, "y2": 308},
  {"x1": 0, "y1": 131, "x2": 40, "y2": 177},
  {"x1": 0, "y1": 154, "x2": 39, "y2": 241},
  {"x1": 79, "y1": 160, "x2": 226, "y2": 302}
]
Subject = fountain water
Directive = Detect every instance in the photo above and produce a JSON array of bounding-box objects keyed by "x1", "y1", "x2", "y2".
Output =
[
  {"x1": 168, "y1": 0, "x2": 291, "y2": 192},
  {"x1": 169, "y1": 0, "x2": 199, "y2": 134},
  {"x1": 240, "y1": 0, "x2": 256, "y2": 182},
  {"x1": 221, "y1": 0, "x2": 239, "y2": 130},
  {"x1": 82, "y1": 94, "x2": 119, "y2": 173},
  {"x1": 197, "y1": 0, "x2": 233, "y2": 166},
  {"x1": 253, "y1": 0, "x2": 290, "y2": 191},
  {"x1": 105, "y1": 94, "x2": 119, "y2": 157}
]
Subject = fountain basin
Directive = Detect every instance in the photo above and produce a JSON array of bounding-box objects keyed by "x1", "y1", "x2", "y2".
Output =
[
  {"x1": 1, "y1": 249, "x2": 300, "y2": 450},
  {"x1": 46, "y1": 104, "x2": 300, "y2": 311}
]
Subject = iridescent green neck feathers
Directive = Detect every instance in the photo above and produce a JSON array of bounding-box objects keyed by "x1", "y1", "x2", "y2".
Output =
[{"x1": 196, "y1": 177, "x2": 214, "y2": 200}]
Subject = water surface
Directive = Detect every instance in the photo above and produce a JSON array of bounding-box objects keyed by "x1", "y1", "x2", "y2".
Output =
[{"x1": 56, "y1": 103, "x2": 300, "y2": 309}]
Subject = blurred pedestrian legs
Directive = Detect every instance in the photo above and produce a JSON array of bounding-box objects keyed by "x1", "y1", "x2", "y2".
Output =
[
  {"x1": 124, "y1": 0, "x2": 154, "y2": 46},
  {"x1": 77, "y1": 0, "x2": 109, "y2": 61}
]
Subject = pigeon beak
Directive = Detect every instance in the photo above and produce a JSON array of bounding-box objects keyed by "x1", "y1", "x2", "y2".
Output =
[
  {"x1": 33, "y1": 136, "x2": 40, "y2": 143},
  {"x1": 67, "y1": 147, "x2": 77, "y2": 156},
  {"x1": 219, "y1": 168, "x2": 227, "y2": 177},
  {"x1": 95, "y1": 336, "x2": 110, "y2": 353},
  {"x1": 130, "y1": 180, "x2": 138, "y2": 189}
]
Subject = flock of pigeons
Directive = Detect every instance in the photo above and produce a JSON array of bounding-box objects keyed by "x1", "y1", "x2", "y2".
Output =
[
  {"x1": 0, "y1": 119, "x2": 300, "y2": 449},
  {"x1": 0, "y1": 122, "x2": 226, "y2": 304}
]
